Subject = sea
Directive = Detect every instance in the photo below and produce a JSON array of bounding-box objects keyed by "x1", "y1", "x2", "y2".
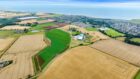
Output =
[{"x1": 0, "y1": 1, "x2": 140, "y2": 20}]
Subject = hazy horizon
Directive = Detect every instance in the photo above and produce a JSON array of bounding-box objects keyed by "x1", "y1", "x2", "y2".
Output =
[{"x1": 0, "y1": 0, "x2": 140, "y2": 20}]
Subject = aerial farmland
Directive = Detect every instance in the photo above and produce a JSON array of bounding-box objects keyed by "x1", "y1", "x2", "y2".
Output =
[
  {"x1": 92, "y1": 39, "x2": 140, "y2": 66},
  {"x1": 38, "y1": 46, "x2": 139, "y2": 79},
  {"x1": 0, "y1": 34, "x2": 46, "y2": 79},
  {"x1": 0, "y1": 11, "x2": 140, "y2": 79}
]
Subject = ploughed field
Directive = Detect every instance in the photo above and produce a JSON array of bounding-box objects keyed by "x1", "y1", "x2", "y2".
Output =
[
  {"x1": 34, "y1": 29, "x2": 71, "y2": 70},
  {"x1": 92, "y1": 39, "x2": 140, "y2": 66},
  {"x1": 0, "y1": 34, "x2": 46, "y2": 79},
  {"x1": 38, "y1": 46, "x2": 138, "y2": 79}
]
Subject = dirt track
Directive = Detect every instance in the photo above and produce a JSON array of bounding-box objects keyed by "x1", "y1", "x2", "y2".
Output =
[
  {"x1": 0, "y1": 34, "x2": 46, "y2": 79},
  {"x1": 38, "y1": 46, "x2": 138, "y2": 79}
]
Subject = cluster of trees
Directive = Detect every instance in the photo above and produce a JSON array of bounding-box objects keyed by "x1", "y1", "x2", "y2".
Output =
[
  {"x1": 125, "y1": 36, "x2": 140, "y2": 46},
  {"x1": 0, "y1": 18, "x2": 20, "y2": 27}
]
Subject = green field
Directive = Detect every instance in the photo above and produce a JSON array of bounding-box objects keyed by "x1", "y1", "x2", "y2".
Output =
[
  {"x1": 85, "y1": 27, "x2": 97, "y2": 31},
  {"x1": 134, "y1": 71, "x2": 140, "y2": 79},
  {"x1": 37, "y1": 18, "x2": 47, "y2": 21},
  {"x1": 37, "y1": 29, "x2": 71, "y2": 69},
  {"x1": 130, "y1": 38, "x2": 140, "y2": 43},
  {"x1": 32, "y1": 22, "x2": 56, "y2": 30},
  {"x1": 0, "y1": 31, "x2": 14, "y2": 37},
  {"x1": 104, "y1": 28, "x2": 125, "y2": 38}
]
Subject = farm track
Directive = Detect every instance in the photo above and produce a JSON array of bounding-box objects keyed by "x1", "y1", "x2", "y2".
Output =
[{"x1": 0, "y1": 34, "x2": 46, "y2": 79}]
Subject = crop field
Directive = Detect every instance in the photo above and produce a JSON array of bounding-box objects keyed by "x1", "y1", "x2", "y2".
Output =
[
  {"x1": 0, "y1": 31, "x2": 15, "y2": 37},
  {"x1": 0, "y1": 25, "x2": 30, "y2": 30},
  {"x1": 85, "y1": 27, "x2": 97, "y2": 31},
  {"x1": 91, "y1": 39, "x2": 140, "y2": 66},
  {"x1": 130, "y1": 38, "x2": 140, "y2": 43},
  {"x1": 0, "y1": 34, "x2": 46, "y2": 79},
  {"x1": 103, "y1": 28, "x2": 125, "y2": 37},
  {"x1": 38, "y1": 46, "x2": 139, "y2": 79},
  {"x1": 32, "y1": 22, "x2": 56, "y2": 30},
  {"x1": 0, "y1": 37, "x2": 15, "y2": 52},
  {"x1": 35, "y1": 29, "x2": 71, "y2": 70},
  {"x1": 128, "y1": 38, "x2": 140, "y2": 45}
]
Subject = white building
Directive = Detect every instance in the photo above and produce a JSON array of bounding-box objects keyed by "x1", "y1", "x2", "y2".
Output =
[{"x1": 74, "y1": 34, "x2": 85, "y2": 40}]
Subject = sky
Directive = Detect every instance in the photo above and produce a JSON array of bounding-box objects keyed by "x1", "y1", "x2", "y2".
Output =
[
  {"x1": 71, "y1": 0, "x2": 140, "y2": 2},
  {"x1": 0, "y1": 0, "x2": 140, "y2": 8},
  {"x1": 1, "y1": 0, "x2": 140, "y2": 2}
]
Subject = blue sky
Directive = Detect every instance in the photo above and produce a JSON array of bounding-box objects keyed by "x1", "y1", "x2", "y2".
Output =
[
  {"x1": 0, "y1": 0, "x2": 140, "y2": 8},
  {"x1": 72, "y1": 0, "x2": 140, "y2": 2},
  {"x1": 1, "y1": 0, "x2": 140, "y2": 2}
]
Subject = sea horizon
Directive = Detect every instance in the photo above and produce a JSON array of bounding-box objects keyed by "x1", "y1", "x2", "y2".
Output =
[{"x1": 0, "y1": 1, "x2": 140, "y2": 20}]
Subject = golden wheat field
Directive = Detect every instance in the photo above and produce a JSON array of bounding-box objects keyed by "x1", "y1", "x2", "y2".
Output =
[
  {"x1": 92, "y1": 39, "x2": 140, "y2": 67},
  {"x1": 0, "y1": 34, "x2": 46, "y2": 79},
  {"x1": 0, "y1": 25, "x2": 30, "y2": 30},
  {"x1": 38, "y1": 46, "x2": 138, "y2": 79},
  {"x1": 0, "y1": 38, "x2": 15, "y2": 52}
]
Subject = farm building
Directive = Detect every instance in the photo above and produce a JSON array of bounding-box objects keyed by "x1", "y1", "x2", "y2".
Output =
[
  {"x1": 74, "y1": 33, "x2": 85, "y2": 40},
  {"x1": 18, "y1": 16, "x2": 39, "y2": 20}
]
